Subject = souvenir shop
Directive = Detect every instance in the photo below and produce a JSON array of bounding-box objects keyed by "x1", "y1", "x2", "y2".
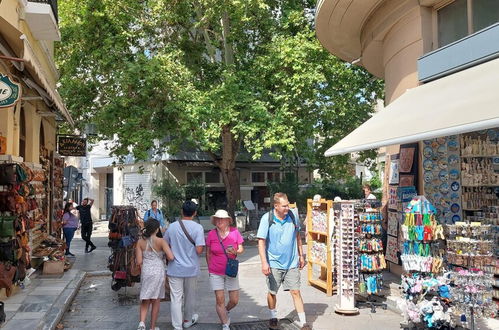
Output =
[
  {"x1": 305, "y1": 128, "x2": 498, "y2": 328},
  {"x1": 0, "y1": 53, "x2": 72, "y2": 298}
]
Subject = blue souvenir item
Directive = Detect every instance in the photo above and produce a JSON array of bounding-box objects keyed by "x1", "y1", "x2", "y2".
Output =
[
  {"x1": 449, "y1": 169, "x2": 459, "y2": 180},
  {"x1": 439, "y1": 170, "x2": 448, "y2": 182},
  {"x1": 451, "y1": 181, "x2": 460, "y2": 191},
  {"x1": 423, "y1": 160, "x2": 433, "y2": 170},
  {"x1": 451, "y1": 203, "x2": 460, "y2": 213},
  {"x1": 423, "y1": 146, "x2": 433, "y2": 158},
  {"x1": 452, "y1": 215, "x2": 461, "y2": 222}
]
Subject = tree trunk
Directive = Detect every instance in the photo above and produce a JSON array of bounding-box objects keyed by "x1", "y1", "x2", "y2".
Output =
[{"x1": 217, "y1": 125, "x2": 241, "y2": 218}]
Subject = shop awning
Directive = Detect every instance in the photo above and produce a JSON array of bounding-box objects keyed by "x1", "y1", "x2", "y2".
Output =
[
  {"x1": 325, "y1": 57, "x2": 499, "y2": 157},
  {"x1": 22, "y1": 39, "x2": 74, "y2": 126},
  {"x1": 0, "y1": 17, "x2": 23, "y2": 57}
]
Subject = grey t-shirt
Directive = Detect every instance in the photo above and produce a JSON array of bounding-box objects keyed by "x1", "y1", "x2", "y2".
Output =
[{"x1": 164, "y1": 220, "x2": 205, "y2": 277}]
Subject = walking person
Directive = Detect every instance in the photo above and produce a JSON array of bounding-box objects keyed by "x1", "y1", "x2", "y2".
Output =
[
  {"x1": 164, "y1": 200, "x2": 205, "y2": 330},
  {"x1": 206, "y1": 210, "x2": 244, "y2": 330},
  {"x1": 257, "y1": 192, "x2": 310, "y2": 330},
  {"x1": 143, "y1": 200, "x2": 167, "y2": 237},
  {"x1": 77, "y1": 198, "x2": 96, "y2": 253},
  {"x1": 363, "y1": 184, "x2": 377, "y2": 199},
  {"x1": 62, "y1": 202, "x2": 78, "y2": 256},
  {"x1": 136, "y1": 219, "x2": 174, "y2": 330}
]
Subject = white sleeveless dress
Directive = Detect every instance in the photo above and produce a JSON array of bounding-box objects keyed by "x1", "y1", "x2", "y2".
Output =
[{"x1": 139, "y1": 238, "x2": 166, "y2": 300}]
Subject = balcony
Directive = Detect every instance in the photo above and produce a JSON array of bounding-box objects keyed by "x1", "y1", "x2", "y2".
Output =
[
  {"x1": 418, "y1": 23, "x2": 499, "y2": 83},
  {"x1": 25, "y1": 0, "x2": 60, "y2": 41}
]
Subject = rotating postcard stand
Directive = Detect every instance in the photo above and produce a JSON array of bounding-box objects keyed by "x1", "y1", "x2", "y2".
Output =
[{"x1": 334, "y1": 201, "x2": 359, "y2": 315}]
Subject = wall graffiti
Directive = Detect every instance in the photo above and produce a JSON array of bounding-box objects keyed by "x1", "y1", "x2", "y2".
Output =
[{"x1": 124, "y1": 183, "x2": 149, "y2": 214}]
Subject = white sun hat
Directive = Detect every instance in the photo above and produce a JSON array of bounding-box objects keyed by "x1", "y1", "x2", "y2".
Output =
[{"x1": 210, "y1": 209, "x2": 233, "y2": 224}]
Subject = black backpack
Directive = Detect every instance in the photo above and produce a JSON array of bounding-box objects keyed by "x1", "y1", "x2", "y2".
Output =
[{"x1": 268, "y1": 209, "x2": 298, "y2": 230}]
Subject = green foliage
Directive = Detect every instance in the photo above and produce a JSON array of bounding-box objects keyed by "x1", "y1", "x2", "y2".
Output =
[
  {"x1": 153, "y1": 177, "x2": 208, "y2": 219},
  {"x1": 57, "y1": 1, "x2": 384, "y2": 210},
  {"x1": 296, "y1": 177, "x2": 364, "y2": 209},
  {"x1": 267, "y1": 173, "x2": 300, "y2": 205}
]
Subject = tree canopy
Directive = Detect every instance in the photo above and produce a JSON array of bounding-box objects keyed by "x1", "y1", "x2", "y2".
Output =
[{"x1": 57, "y1": 0, "x2": 383, "y2": 213}]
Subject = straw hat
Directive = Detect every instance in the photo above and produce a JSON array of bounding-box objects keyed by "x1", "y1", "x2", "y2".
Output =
[{"x1": 210, "y1": 209, "x2": 233, "y2": 225}]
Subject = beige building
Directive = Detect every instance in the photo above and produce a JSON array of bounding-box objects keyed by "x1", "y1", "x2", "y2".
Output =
[
  {"x1": 316, "y1": 0, "x2": 499, "y2": 274},
  {"x1": 0, "y1": 0, "x2": 72, "y2": 160}
]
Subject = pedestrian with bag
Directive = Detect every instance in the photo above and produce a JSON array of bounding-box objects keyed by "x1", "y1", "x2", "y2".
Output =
[
  {"x1": 164, "y1": 200, "x2": 205, "y2": 330},
  {"x1": 256, "y1": 192, "x2": 310, "y2": 330},
  {"x1": 206, "y1": 210, "x2": 244, "y2": 330},
  {"x1": 76, "y1": 197, "x2": 97, "y2": 253},
  {"x1": 135, "y1": 219, "x2": 174, "y2": 330},
  {"x1": 143, "y1": 200, "x2": 167, "y2": 237},
  {"x1": 62, "y1": 202, "x2": 78, "y2": 256}
]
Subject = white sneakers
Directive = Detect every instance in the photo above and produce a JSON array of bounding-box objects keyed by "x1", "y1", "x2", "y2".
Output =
[
  {"x1": 137, "y1": 322, "x2": 159, "y2": 330},
  {"x1": 222, "y1": 324, "x2": 230, "y2": 330},
  {"x1": 182, "y1": 313, "x2": 199, "y2": 328}
]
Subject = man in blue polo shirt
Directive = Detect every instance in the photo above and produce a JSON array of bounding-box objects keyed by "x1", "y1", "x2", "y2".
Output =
[{"x1": 257, "y1": 192, "x2": 310, "y2": 330}]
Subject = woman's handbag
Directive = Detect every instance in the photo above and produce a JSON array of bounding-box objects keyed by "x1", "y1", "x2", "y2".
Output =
[
  {"x1": 0, "y1": 164, "x2": 16, "y2": 185},
  {"x1": 0, "y1": 262, "x2": 17, "y2": 289},
  {"x1": 216, "y1": 230, "x2": 239, "y2": 278},
  {"x1": 114, "y1": 270, "x2": 127, "y2": 280},
  {"x1": 0, "y1": 216, "x2": 15, "y2": 238}
]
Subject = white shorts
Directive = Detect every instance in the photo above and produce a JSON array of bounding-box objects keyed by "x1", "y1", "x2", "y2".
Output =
[{"x1": 209, "y1": 273, "x2": 240, "y2": 291}]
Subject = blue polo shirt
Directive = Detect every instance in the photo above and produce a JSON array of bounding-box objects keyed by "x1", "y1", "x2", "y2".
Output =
[{"x1": 256, "y1": 210, "x2": 300, "y2": 270}]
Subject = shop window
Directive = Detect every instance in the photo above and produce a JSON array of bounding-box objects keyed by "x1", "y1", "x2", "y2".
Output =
[
  {"x1": 205, "y1": 170, "x2": 221, "y2": 184},
  {"x1": 267, "y1": 172, "x2": 281, "y2": 183},
  {"x1": 437, "y1": 0, "x2": 499, "y2": 47},
  {"x1": 251, "y1": 172, "x2": 265, "y2": 183},
  {"x1": 186, "y1": 172, "x2": 203, "y2": 182},
  {"x1": 19, "y1": 107, "x2": 26, "y2": 159}
]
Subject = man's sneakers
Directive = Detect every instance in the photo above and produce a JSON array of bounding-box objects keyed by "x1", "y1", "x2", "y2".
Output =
[
  {"x1": 89, "y1": 245, "x2": 97, "y2": 252},
  {"x1": 269, "y1": 318, "x2": 279, "y2": 329},
  {"x1": 182, "y1": 313, "x2": 199, "y2": 328}
]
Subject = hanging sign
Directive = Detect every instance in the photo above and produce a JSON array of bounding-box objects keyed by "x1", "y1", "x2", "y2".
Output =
[
  {"x1": 57, "y1": 135, "x2": 86, "y2": 156},
  {"x1": 0, "y1": 74, "x2": 21, "y2": 108}
]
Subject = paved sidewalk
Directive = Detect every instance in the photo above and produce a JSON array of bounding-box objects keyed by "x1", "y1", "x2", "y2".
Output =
[{"x1": 0, "y1": 222, "x2": 401, "y2": 329}]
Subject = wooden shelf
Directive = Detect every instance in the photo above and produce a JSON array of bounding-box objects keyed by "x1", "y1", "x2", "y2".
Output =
[
  {"x1": 309, "y1": 278, "x2": 328, "y2": 289},
  {"x1": 461, "y1": 155, "x2": 499, "y2": 158},
  {"x1": 308, "y1": 230, "x2": 328, "y2": 236},
  {"x1": 309, "y1": 259, "x2": 328, "y2": 268}
]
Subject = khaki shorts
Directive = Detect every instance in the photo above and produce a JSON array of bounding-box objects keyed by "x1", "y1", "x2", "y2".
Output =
[
  {"x1": 209, "y1": 273, "x2": 240, "y2": 291},
  {"x1": 267, "y1": 267, "x2": 301, "y2": 295}
]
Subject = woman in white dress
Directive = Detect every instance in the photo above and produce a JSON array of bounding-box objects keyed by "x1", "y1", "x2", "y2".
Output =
[{"x1": 135, "y1": 219, "x2": 174, "y2": 330}]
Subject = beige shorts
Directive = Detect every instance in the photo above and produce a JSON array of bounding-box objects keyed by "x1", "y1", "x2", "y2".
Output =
[
  {"x1": 209, "y1": 273, "x2": 240, "y2": 291},
  {"x1": 267, "y1": 267, "x2": 301, "y2": 295}
]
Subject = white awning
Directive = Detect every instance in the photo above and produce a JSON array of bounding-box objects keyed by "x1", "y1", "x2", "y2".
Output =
[{"x1": 325, "y1": 57, "x2": 499, "y2": 157}]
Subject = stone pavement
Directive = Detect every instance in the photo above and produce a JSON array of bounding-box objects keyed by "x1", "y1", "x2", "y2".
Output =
[{"x1": 0, "y1": 221, "x2": 403, "y2": 330}]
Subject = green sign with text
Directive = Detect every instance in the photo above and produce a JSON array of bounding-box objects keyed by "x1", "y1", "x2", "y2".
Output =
[{"x1": 0, "y1": 74, "x2": 21, "y2": 108}]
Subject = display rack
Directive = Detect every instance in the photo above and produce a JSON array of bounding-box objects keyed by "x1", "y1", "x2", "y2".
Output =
[
  {"x1": 355, "y1": 202, "x2": 387, "y2": 313},
  {"x1": 334, "y1": 201, "x2": 359, "y2": 314},
  {"x1": 306, "y1": 198, "x2": 334, "y2": 296}
]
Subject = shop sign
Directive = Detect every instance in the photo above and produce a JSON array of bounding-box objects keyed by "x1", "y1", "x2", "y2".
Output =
[
  {"x1": 57, "y1": 135, "x2": 86, "y2": 157},
  {"x1": 0, "y1": 74, "x2": 21, "y2": 108}
]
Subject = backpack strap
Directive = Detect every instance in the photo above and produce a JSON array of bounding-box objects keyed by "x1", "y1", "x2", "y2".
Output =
[{"x1": 268, "y1": 209, "x2": 298, "y2": 229}]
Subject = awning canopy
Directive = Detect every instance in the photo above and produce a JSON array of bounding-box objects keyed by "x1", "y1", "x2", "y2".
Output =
[
  {"x1": 325, "y1": 57, "x2": 499, "y2": 157},
  {"x1": 0, "y1": 17, "x2": 23, "y2": 57}
]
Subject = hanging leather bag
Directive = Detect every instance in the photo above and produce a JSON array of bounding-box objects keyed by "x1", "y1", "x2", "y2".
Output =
[
  {"x1": 0, "y1": 216, "x2": 15, "y2": 238},
  {"x1": 0, "y1": 262, "x2": 17, "y2": 289},
  {"x1": 0, "y1": 164, "x2": 16, "y2": 185}
]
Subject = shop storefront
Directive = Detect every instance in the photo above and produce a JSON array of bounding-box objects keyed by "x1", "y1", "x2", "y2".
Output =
[{"x1": 0, "y1": 1, "x2": 73, "y2": 299}]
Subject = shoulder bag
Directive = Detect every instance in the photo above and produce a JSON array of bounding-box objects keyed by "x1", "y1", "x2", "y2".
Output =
[
  {"x1": 178, "y1": 220, "x2": 196, "y2": 246},
  {"x1": 216, "y1": 230, "x2": 239, "y2": 278}
]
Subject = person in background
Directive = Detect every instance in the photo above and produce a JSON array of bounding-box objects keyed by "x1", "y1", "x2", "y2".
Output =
[
  {"x1": 363, "y1": 184, "x2": 377, "y2": 199},
  {"x1": 164, "y1": 200, "x2": 205, "y2": 330},
  {"x1": 136, "y1": 219, "x2": 174, "y2": 330},
  {"x1": 257, "y1": 193, "x2": 310, "y2": 330},
  {"x1": 77, "y1": 197, "x2": 96, "y2": 253},
  {"x1": 143, "y1": 200, "x2": 166, "y2": 237},
  {"x1": 206, "y1": 210, "x2": 244, "y2": 330},
  {"x1": 62, "y1": 202, "x2": 78, "y2": 256}
]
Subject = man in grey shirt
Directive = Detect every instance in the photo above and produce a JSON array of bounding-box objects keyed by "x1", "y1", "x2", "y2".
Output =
[{"x1": 164, "y1": 200, "x2": 205, "y2": 330}]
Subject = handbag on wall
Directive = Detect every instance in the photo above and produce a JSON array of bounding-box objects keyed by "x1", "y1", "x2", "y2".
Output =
[
  {"x1": 0, "y1": 164, "x2": 16, "y2": 185},
  {"x1": 0, "y1": 216, "x2": 15, "y2": 238},
  {"x1": 0, "y1": 262, "x2": 17, "y2": 289},
  {"x1": 215, "y1": 230, "x2": 239, "y2": 278}
]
